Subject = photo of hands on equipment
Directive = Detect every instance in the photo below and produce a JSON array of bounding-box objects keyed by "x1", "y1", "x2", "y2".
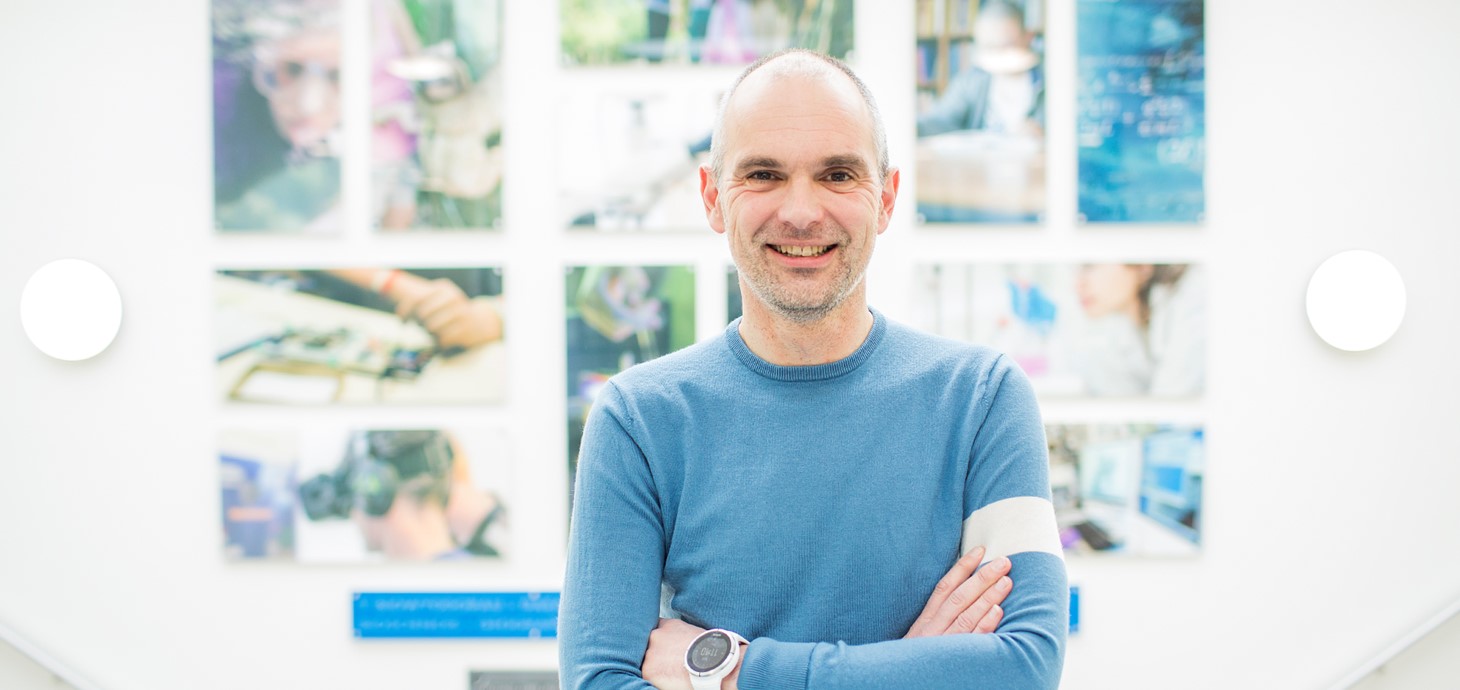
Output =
[
  {"x1": 560, "y1": 0, "x2": 854, "y2": 66},
  {"x1": 1047, "y1": 424, "x2": 1203, "y2": 557},
  {"x1": 215, "y1": 267, "x2": 505, "y2": 405},
  {"x1": 557, "y1": 88, "x2": 719, "y2": 232},
  {"x1": 220, "y1": 426, "x2": 511, "y2": 563},
  {"x1": 913, "y1": 262, "x2": 1205, "y2": 398},
  {"x1": 915, "y1": 0, "x2": 1046, "y2": 224},
  {"x1": 564, "y1": 265, "x2": 695, "y2": 498}
]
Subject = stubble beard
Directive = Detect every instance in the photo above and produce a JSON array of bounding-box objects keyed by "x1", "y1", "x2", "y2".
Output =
[{"x1": 736, "y1": 224, "x2": 867, "y2": 325}]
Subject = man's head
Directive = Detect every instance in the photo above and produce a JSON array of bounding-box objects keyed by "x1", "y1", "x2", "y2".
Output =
[
  {"x1": 708, "y1": 50, "x2": 888, "y2": 186},
  {"x1": 701, "y1": 50, "x2": 899, "y2": 325}
]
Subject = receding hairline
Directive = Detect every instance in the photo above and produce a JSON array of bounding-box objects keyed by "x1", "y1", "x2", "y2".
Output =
[{"x1": 709, "y1": 49, "x2": 889, "y2": 183}]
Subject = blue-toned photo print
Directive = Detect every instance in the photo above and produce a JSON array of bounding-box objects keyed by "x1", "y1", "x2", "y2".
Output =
[
  {"x1": 1077, "y1": 0, "x2": 1205, "y2": 223},
  {"x1": 1047, "y1": 424, "x2": 1204, "y2": 557}
]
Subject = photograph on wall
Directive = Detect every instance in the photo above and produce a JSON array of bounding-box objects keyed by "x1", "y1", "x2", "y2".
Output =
[
  {"x1": 220, "y1": 429, "x2": 298, "y2": 560},
  {"x1": 565, "y1": 265, "x2": 696, "y2": 501},
  {"x1": 915, "y1": 0, "x2": 1046, "y2": 224},
  {"x1": 215, "y1": 267, "x2": 505, "y2": 404},
  {"x1": 1077, "y1": 0, "x2": 1205, "y2": 222},
  {"x1": 1047, "y1": 424, "x2": 1203, "y2": 556},
  {"x1": 373, "y1": 0, "x2": 504, "y2": 230},
  {"x1": 561, "y1": 0, "x2": 854, "y2": 66},
  {"x1": 557, "y1": 87, "x2": 719, "y2": 231},
  {"x1": 221, "y1": 426, "x2": 512, "y2": 563},
  {"x1": 727, "y1": 265, "x2": 742, "y2": 323},
  {"x1": 912, "y1": 263, "x2": 1205, "y2": 397},
  {"x1": 212, "y1": 0, "x2": 343, "y2": 234}
]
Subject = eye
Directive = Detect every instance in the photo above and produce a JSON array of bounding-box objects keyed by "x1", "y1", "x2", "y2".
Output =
[
  {"x1": 823, "y1": 170, "x2": 858, "y2": 188},
  {"x1": 744, "y1": 170, "x2": 779, "y2": 187}
]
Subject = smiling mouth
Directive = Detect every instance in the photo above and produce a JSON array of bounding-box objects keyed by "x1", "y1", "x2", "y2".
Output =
[{"x1": 772, "y1": 244, "x2": 835, "y2": 257}]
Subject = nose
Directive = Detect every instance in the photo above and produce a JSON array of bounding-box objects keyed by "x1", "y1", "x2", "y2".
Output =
[
  {"x1": 775, "y1": 175, "x2": 826, "y2": 231},
  {"x1": 297, "y1": 78, "x2": 329, "y2": 115}
]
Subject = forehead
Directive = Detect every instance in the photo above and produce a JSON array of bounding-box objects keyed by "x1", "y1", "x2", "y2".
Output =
[{"x1": 721, "y1": 65, "x2": 877, "y2": 168}]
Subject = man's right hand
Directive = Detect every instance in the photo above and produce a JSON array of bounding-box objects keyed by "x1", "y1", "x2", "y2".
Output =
[{"x1": 903, "y1": 546, "x2": 1012, "y2": 638}]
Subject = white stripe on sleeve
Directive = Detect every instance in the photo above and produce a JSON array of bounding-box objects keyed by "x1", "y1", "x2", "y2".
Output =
[{"x1": 960, "y1": 496, "x2": 1065, "y2": 564}]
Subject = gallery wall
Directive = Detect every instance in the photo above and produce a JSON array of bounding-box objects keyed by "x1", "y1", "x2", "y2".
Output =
[{"x1": 2, "y1": 1, "x2": 1459, "y2": 689}]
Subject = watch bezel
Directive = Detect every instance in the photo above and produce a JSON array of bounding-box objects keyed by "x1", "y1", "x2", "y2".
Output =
[{"x1": 685, "y1": 628, "x2": 744, "y2": 679}]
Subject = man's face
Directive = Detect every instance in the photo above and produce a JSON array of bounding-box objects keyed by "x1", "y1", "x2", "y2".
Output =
[{"x1": 701, "y1": 68, "x2": 898, "y2": 323}]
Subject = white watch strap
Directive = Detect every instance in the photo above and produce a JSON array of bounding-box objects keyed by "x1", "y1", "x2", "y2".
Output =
[{"x1": 690, "y1": 674, "x2": 721, "y2": 690}]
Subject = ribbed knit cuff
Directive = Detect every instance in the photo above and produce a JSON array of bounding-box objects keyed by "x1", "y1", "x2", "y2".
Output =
[{"x1": 737, "y1": 639, "x2": 815, "y2": 690}]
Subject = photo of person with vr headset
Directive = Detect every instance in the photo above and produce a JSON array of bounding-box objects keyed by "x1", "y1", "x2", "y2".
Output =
[{"x1": 296, "y1": 428, "x2": 506, "y2": 561}]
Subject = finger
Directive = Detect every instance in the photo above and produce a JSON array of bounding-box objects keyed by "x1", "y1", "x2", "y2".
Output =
[
  {"x1": 410, "y1": 283, "x2": 466, "y2": 323},
  {"x1": 434, "y1": 320, "x2": 475, "y2": 349},
  {"x1": 908, "y1": 546, "x2": 984, "y2": 637},
  {"x1": 973, "y1": 604, "x2": 1004, "y2": 634},
  {"x1": 423, "y1": 304, "x2": 466, "y2": 334},
  {"x1": 947, "y1": 575, "x2": 1011, "y2": 635},
  {"x1": 928, "y1": 557, "x2": 1010, "y2": 635},
  {"x1": 395, "y1": 280, "x2": 456, "y2": 321},
  {"x1": 918, "y1": 546, "x2": 984, "y2": 619}
]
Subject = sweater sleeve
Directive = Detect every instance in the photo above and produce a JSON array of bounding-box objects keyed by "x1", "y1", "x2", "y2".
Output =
[
  {"x1": 559, "y1": 383, "x2": 663, "y2": 690},
  {"x1": 735, "y1": 358, "x2": 1068, "y2": 690}
]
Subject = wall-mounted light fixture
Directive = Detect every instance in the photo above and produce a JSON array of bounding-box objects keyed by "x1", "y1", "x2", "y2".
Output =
[
  {"x1": 20, "y1": 259, "x2": 123, "y2": 361},
  {"x1": 1305, "y1": 250, "x2": 1405, "y2": 352}
]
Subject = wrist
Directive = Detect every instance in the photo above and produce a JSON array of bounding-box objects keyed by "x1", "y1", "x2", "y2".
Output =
[{"x1": 370, "y1": 269, "x2": 402, "y2": 296}]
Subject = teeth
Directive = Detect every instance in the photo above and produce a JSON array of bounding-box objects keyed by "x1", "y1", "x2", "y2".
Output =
[{"x1": 774, "y1": 245, "x2": 831, "y2": 257}]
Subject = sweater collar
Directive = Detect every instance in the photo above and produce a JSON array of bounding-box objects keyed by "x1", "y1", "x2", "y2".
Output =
[{"x1": 725, "y1": 308, "x2": 887, "y2": 382}]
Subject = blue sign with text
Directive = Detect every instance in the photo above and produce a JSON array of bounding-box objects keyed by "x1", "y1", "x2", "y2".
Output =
[{"x1": 353, "y1": 592, "x2": 559, "y2": 639}]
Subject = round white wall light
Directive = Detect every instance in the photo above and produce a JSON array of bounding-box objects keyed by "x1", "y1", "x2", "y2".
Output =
[
  {"x1": 20, "y1": 259, "x2": 123, "y2": 361},
  {"x1": 1305, "y1": 250, "x2": 1406, "y2": 352}
]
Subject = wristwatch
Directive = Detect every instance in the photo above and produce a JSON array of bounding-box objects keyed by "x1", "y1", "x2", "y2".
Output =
[{"x1": 684, "y1": 628, "x2": 749, "y2": 690}]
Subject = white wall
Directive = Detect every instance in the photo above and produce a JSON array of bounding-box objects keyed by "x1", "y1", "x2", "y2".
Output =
[{"x1": 2, "y1": 1, "x2": 1458, "y2": 689}]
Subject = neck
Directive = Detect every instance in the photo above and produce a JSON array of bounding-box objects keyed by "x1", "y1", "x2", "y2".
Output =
[{"x1": 738, "y1": 290, "x2": 875, "y2": 366}]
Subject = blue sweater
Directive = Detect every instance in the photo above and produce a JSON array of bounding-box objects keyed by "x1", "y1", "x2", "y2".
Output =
[{"x1": 560, "y1": 311, "x2": 1067, "y2": 689}]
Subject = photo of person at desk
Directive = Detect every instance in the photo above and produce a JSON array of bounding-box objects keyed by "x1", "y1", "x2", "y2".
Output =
[
  {"x1": 214, "y1": 267, "x2": 505, "y2": 405},
  {"x1": 1046, "y1": 424, "x2": 1203, "y2": 557},
  {"x1": 916, "y1": 0, "x2": 1045, "y2": 223}
]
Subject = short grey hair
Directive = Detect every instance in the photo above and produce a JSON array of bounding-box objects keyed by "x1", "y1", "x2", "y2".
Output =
[{"x1": 707, "y1": 49, "x2": 889, "y2": 185}]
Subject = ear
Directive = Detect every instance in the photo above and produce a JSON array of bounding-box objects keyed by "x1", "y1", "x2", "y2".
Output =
[
  {"x1": 700, "y1": 165, "x2": 725, "y2": 234},
  {"x1": 876, "y1": 167, "x2": 900, "y2": 235}
]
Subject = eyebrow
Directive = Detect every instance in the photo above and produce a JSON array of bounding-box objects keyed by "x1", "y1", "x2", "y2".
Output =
[
  {"x1": 821, "y1": 155, "x2": 871, "y2": 173},
  {"x1": 732, "y1": 155, "x2": 872, "y2": 175},
  {"x1": 733, "y1": 156, "x2": 783, "y2": 175}
]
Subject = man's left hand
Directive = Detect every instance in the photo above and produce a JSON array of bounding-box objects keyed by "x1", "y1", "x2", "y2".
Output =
[{"x1": 643, "y1": 618, "x2": 743, "y2": 690}]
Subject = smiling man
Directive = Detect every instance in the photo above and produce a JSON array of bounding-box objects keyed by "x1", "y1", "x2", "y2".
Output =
[{"x1": 559, "y1": 50, "x2": 1067, "y2": 690}]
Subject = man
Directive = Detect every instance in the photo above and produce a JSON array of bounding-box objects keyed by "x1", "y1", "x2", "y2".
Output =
[{"x1": 560, "y1": 50, "x2": 1067, "y2": 689}]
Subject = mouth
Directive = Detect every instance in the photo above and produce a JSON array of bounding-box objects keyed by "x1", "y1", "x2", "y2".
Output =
[{"x1": 771, "y1": 244, "x2": 836, "y2": 258}]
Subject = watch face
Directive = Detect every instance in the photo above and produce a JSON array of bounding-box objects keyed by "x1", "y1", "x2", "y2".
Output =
[{"x1": 687, "y1": 631, "x2": 732, "y2": 673}]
